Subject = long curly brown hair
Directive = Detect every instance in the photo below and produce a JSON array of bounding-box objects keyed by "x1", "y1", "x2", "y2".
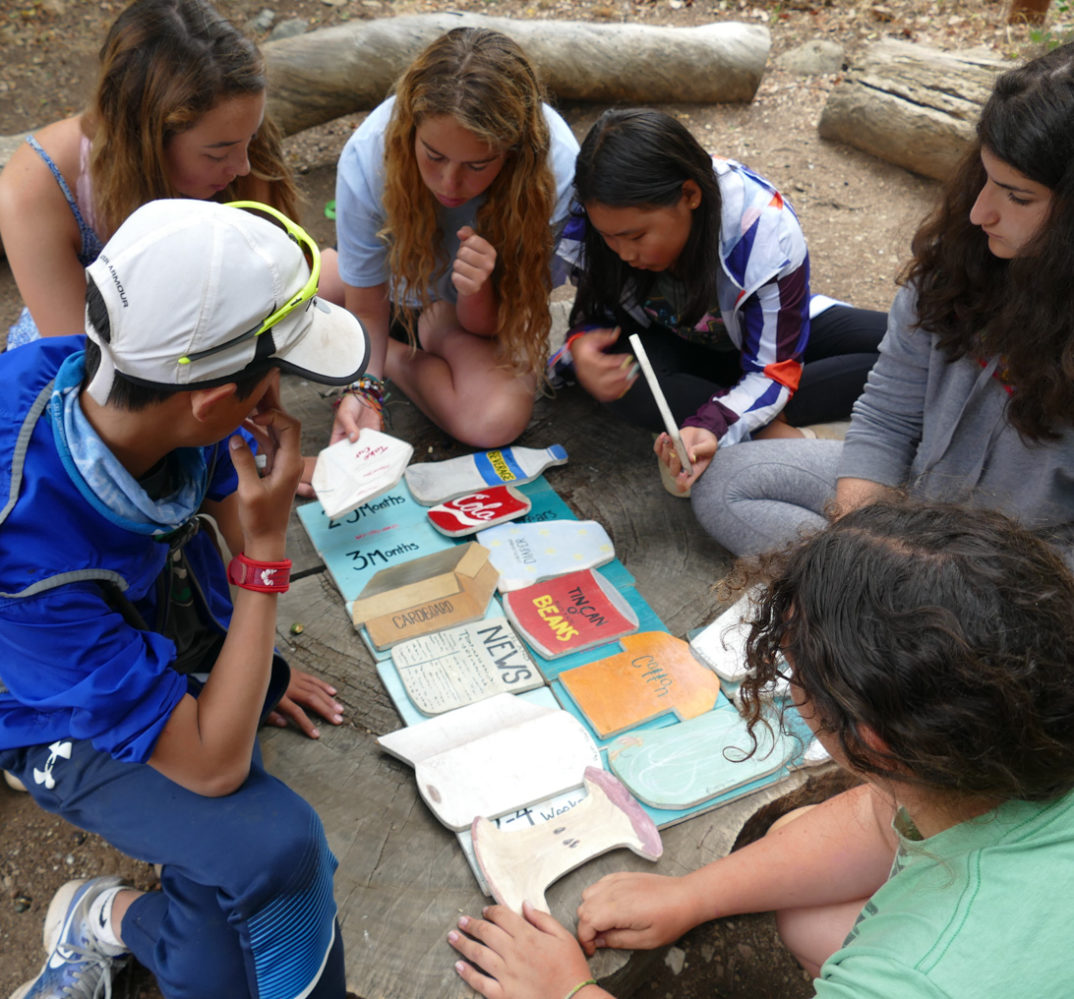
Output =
[
  {"x1": 381, "y1": 27, "x2": 557, "y2": 376},
  {"x1": 86, "y1": 0, "x2": 297, "y2": 239},
  {"x1": 901, "y1": 41, "x2": 1074, "y2": 441}
]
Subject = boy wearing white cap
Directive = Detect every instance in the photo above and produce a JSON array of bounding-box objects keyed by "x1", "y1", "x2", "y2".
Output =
[{"x1": 0, "y1": 200, "x2": 368, "y2": 999}]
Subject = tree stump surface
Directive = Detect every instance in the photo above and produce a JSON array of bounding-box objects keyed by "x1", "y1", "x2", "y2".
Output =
[{"x1": 271, "y1": 374, "x2": 807, "y2": 998}]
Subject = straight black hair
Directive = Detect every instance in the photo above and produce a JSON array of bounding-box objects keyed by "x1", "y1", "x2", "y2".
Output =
[{"x1": 570, "y1": 108, "x2": 722, "y2": 330}]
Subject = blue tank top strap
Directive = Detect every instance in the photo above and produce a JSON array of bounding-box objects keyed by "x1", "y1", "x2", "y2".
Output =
[{"x1": 25, "y1": 134, "x2": 103, "y2": 266}]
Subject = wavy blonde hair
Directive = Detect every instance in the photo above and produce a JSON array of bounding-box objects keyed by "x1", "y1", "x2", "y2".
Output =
[
  {"x1": 86, "y1": 0, "x2": 297, "y2": 239},
  {"x1": 381, "y1": 27, "x2": 558, "y2": 376}
]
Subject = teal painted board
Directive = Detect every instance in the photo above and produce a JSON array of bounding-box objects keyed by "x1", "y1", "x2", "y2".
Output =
[
  {"x1": 607, "y1": 705, "x2": 803, "y2": 810},
  {"x1": 628, "y1": 742, "x2": 810, "y2": 830},
  {"x1": 550, "y1": 686, "x2": 815, "y2": 829},
  {"x1": 297, "y1": 484, "x2": 428, "y2": 536},
  {"x1": 592, "y1": 559, "x2": 637, "y2": 592},
  {"x1": 355, "y1": 619, "x2": 392, "y2": 662},
  {"x1": 298, "y1": 474, "x2": 590, "y2": 606},
  {"x1": 297, "y1": 486, "x2": 454, "y2": 603},
  {"x1": 514, "y1": 478, "x2": 577, "y2": 524}
]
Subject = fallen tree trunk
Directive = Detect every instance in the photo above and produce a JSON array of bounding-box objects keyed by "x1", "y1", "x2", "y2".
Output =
[
  {"x1": 264, "y1": 13, "x2": 771, "y2": 136},
  {"x1": 817, "y1": 41, "x2": 1012, "y2": 181},
  {"x1": 0, "y1": 16, "x2": 768, "y2": 176}
]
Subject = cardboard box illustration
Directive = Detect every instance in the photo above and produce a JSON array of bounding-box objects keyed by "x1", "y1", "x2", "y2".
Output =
[{"x1": 352, "y1": 542, "x2": 499, "y2": 650}]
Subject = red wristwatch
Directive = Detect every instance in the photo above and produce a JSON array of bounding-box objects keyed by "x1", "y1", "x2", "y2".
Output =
[{"x1": 227, "y1": 553, "x2": 292, "y2": 593}]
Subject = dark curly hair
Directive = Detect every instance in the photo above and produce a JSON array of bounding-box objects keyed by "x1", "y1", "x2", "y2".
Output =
[
  {"x1": 738, "y1": 501, "x2": 1074, "y2": 803},
  {"x1": 902, "y1": 41, "x2": 1074, "y2": 441},
  {"x1": 570, "y1": 108, "x2": 723, "y2": 330}
]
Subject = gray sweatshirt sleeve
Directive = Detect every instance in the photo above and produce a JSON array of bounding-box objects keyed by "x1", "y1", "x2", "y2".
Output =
[{"x1": 837, "y1": 285, "x2": 929, "y2": 488}]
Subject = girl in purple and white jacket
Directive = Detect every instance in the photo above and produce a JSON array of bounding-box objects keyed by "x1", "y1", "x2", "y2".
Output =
[{"x1": 551, "y1": 108, "x2": 884, "y2": 495}]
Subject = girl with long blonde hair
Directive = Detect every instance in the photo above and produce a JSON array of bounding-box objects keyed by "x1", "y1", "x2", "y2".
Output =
[
  {"x1": 0, "y1": 0, "x2": 305, "y2": 347},
  {"x1": 330, "y1": 27, "x2": 579, "y2": 447}
]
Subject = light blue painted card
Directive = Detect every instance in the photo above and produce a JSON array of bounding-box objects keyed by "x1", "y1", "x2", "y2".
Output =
[{"x1": 298, "y1": 486, "x2": 454, "y2": 603}]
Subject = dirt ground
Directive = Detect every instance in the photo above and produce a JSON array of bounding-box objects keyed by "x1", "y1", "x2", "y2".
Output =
[{"x1": 0, "y1": 0, "x2": 1062, "y2": 995}]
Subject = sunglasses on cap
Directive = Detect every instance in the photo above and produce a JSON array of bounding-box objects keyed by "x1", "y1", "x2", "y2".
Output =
[{"x1": 177, "y1": 200, "x2": 321, "y2": 366}]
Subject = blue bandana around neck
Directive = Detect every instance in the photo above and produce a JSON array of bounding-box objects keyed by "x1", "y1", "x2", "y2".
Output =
[{"x1": 49, "y1": 352, "x2": 209, "y2": 536}]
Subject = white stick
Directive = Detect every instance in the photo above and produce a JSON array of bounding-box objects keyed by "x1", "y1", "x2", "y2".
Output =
[{"x1": 628, "y1": 333, "x2": 693, "y2": 475}]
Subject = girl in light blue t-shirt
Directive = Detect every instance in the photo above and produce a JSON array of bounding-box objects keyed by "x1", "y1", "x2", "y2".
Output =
[{"x1": 329, "y1": 27, "x2": 579, "y2": 451}]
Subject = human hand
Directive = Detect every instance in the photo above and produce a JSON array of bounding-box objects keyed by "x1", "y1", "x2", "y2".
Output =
[
  {"x1": 449, "y1": 902, "x2": 600, "y2": 999},
  {"x1": 230, "y1": 381, "x2": 302, "y2": 548},
  {"x1": 264, "y1": 668, "x2": 344, "y2": 739},
  {"x1": 294, "y1": 392, "x2": 385, "y2": 499},
  {"x1": 572, "y1": 327, "x2": 638, "y2": 402},
  {"x1": 654, "y1": 426, "x2": 717, "y2": 493},
  {"x1": 577, "y1": 872, "x2": 704, "y2": 956},
  {"x1": 331, "y1": 392, "x2": 384, "y2": 445},
  {"x1": 453, "y1": 226, "x2": 497, "y2": 298}
]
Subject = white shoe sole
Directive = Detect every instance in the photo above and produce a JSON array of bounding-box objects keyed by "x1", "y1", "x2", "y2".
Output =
[{"x1": 7, "y1": 877, "x2": 127, "y2": 999}]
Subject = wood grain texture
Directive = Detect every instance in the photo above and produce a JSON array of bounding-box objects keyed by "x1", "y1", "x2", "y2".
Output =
[{"x1": 473, "y1": 767, "x2": 662, "y2": 913}]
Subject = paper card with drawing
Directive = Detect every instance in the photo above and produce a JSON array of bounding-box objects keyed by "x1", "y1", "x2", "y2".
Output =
[{"x1": 391, "y1": 616, "x2": 543, "y2": 714}]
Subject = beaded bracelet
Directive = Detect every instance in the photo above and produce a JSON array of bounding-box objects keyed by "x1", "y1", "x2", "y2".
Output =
[{"x1": 332, "y1": 374, "x2": 386, "y2": 418}]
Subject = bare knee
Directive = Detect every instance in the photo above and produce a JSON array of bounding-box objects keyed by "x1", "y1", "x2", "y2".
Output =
[
  {"x1": 766, "y1": 806, "x2": 855, "y2": 981},
  {"x1": 445, "y1": 391, "x2": 534, "y2": 448}
]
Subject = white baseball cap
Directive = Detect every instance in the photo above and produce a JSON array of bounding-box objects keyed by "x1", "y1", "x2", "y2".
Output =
[{"x1": 84, "y1": 199, "x2": 368, "y2": 405}]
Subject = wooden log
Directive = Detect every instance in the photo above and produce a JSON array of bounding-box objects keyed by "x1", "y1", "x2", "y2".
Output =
[
  {"x1": 263, "y1": 13, "x2": 771, "y2": 137},
  {"x1": 817, "y1": 41, "x2": 1013, "y2": 181},
  {"x1": 0, "y1": 16, "x2": 767, "y2": 179}
]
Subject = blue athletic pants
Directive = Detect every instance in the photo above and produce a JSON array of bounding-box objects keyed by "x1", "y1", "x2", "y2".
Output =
[{"x1": 0, "y1": 737, "x2": 346, "y2": 999}]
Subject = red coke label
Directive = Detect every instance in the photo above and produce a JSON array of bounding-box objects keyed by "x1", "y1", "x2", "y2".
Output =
[{"x1": 427, "y1": 485, "x2": 531, "y2": 537}]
